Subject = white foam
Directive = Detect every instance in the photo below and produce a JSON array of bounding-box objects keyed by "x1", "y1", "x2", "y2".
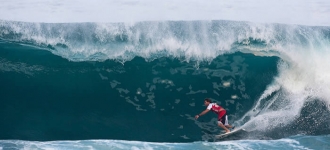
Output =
[
  {"x1": 2, "y1": 136, "x2": 328, "y2": 150},
  {"x1": 238, "y1": 39, "x2": 330, "y2": 131}
]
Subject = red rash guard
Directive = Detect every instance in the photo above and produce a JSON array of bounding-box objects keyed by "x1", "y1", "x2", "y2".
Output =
[{"x1": 207, "y1": 103, "x2": 226, "y2": 120}]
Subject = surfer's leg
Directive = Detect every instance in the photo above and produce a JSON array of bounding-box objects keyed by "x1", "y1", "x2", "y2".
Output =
[
  {"x1": 218, "y1": 114, "x2": 230, "y2": 133},
  {"x1": 217, "y1": 121, "x2": 230, "y2": 133},
  {"x1": 221, "y1": 113, "x2": 233, "y2": 129},
  {"x1": 218, "y1": 111, "x2": 230, "y2": 133}
]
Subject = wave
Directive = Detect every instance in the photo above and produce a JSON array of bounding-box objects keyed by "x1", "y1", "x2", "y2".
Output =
[{"x1": 1, "y1": 20, "x2": 330, "y2": 140}]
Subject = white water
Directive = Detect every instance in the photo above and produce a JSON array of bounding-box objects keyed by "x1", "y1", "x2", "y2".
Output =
[
  {"x1": 238, "y1": 33, "x2": 330, "y2": 131},
  {"x1": 1, "y1": 0, "x2": 330, "y2": 26},
  {"x1": 1, "y1": 135, "x2": 329, "y2": 150}
]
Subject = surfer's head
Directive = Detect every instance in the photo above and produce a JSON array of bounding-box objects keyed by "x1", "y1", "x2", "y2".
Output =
[{"x1": 204, "y1": 98, "x2": 212, "y2": 106}]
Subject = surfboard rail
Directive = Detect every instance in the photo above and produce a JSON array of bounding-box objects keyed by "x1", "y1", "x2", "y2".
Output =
[{"x1": 215, "y1": 128, "x2": 246, "y2": 139}]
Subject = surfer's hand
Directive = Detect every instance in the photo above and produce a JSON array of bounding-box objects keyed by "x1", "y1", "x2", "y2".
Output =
[{"x1": 195, "y1": 115, "x2": 199, "y2": 119}]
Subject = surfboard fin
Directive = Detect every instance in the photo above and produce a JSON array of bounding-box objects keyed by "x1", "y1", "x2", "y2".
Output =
[{"x1": 231, "y1": 126, "x2": 235, "y2": 131}]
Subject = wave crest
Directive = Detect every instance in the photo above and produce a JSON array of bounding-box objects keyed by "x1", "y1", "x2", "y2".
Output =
[{"x1": 2, "y1": 20, "x2": 328, "y2": 62}]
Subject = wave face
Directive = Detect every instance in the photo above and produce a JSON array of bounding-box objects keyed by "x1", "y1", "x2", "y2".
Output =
[
  {"x1": 0, "y1": 41, "x2": 278, "y2": 141},
  {"x1": 0, "y1": 20, "x2": 330, "y2": 146}
]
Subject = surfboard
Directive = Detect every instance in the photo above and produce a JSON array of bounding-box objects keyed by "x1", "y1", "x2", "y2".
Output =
[{"x1": 215, "y1": 128, "x2": 246, "y2": 139}]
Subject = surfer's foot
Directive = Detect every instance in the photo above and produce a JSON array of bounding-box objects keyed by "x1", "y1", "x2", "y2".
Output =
[
  {"x1": 225, "y1": 130, "x2": 231, "y2": 134},
  {"x1": 222, "y1": 130, "x2": 230, "y2": 133},
  {"x1": 231, "y1": 126, "x2": 235, "y2": 130}
]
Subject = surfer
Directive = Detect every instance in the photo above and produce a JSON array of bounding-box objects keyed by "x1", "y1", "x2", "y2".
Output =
[{"x1": 195, "y1": 98, "x2": 234, "y2": 133}]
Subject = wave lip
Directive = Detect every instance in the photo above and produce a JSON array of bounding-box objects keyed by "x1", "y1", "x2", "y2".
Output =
[{"x1": 1, "y1": 20, "x2": 329, "y2": 62}]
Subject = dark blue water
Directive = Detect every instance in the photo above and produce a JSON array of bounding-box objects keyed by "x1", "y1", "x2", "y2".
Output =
[{"x1": 0, "y1": 40, "x2": 278, "y2": 142}]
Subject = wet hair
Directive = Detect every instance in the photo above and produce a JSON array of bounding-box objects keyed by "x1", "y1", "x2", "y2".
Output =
[{"x1": 204, "y1": 98, "x2": 212, "y2": 103}]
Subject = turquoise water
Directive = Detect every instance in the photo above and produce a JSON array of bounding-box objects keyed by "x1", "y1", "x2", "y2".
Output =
[
  {"x1": 1, "y1": 20, "x2": 330, "y2": 149},
  {"x1": 0, "y1": 135, "x2": 329, "y2": 150}
]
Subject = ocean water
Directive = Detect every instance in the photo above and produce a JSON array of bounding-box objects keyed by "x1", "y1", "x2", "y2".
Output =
[{"x1": 1, "y1": 1, "x2": 330, "y2": 150}]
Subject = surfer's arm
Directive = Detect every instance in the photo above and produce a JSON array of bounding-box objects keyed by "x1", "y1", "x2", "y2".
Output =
[{"x1": 195, "y1": 109, "x2": 210, "y2": 119}]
